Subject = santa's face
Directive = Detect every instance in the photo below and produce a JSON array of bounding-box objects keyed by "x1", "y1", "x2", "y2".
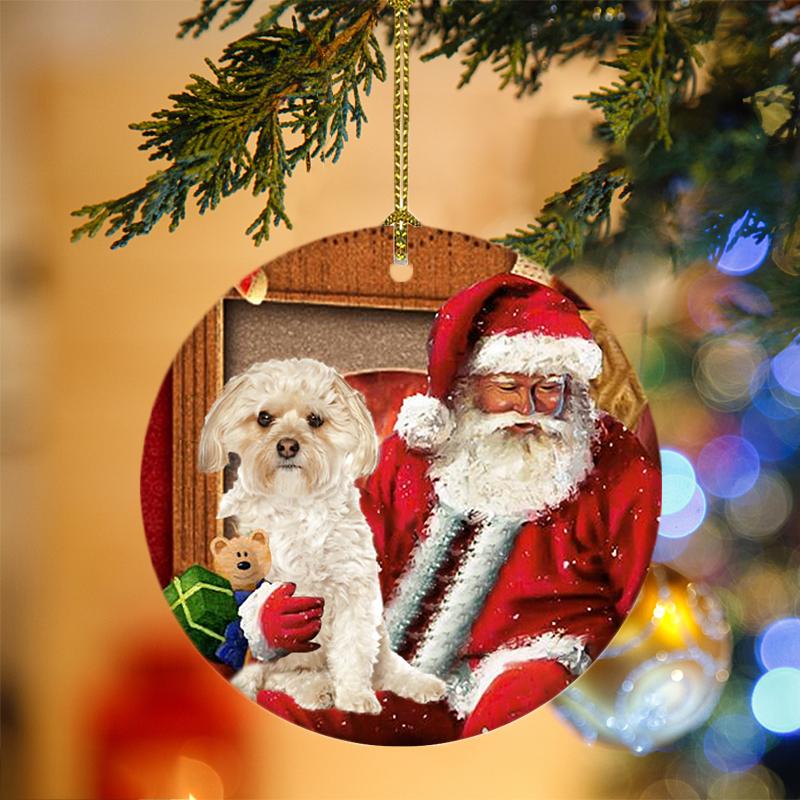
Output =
[
  {"x1": 472, "y1": 373, "x2": 567, "y2": 435},
  {"x1": 429, "y1": 373, "x2": 598, "y2": 517}
]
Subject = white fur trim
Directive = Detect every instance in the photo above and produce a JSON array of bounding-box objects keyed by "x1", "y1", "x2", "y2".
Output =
[
  {"x1": 238, "y1": 581, "x2": 285, "y2": 662},
  {"x1": 510, "y1": 254, "x2": 552, "y2": 285},
  {"x1": 468, "y1": 332, "x2": 602, "y2": 383},
  {"x1": 447, "y1": 632, "x2": 591, "y2": 717},
  {"x1": 411, "y1": 514, "x2": 526, "y2": 676},
  {"x1": 394, "y1": 394, "x2": 455, "y2": 453},
  {"x1": 384, "y1": 503, "x2": 467, "y2": 651}
]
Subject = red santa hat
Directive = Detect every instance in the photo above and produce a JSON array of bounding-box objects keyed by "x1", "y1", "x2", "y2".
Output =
[{"x1": 395, "y1": 273, "x2": 603, "y2": 452}]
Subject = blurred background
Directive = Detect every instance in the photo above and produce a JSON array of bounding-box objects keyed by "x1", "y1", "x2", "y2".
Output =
[{"x1": 1, "y1": 1, "x2": 798, "y2": 798}]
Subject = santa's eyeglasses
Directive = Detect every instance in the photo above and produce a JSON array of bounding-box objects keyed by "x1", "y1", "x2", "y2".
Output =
[
  {"x1": 529, "y1": 376, "x2": 568, "y2": 415},
  {"x1": 477, "y1": 374, "x2": 569, "y2": 416}
]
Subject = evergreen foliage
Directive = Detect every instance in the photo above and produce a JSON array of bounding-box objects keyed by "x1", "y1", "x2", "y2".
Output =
[
  {"x1": 71, "y1": 1, "x2": 386, "y2": 247},
  {"x1": 71, "y1": 0, "x2": 799, "y2": 342},
  {"x1": 406, "y1": 0, "x2": 627, "y2": 95}
]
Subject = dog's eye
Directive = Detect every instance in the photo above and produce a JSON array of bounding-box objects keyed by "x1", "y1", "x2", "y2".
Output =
[
  {"x1": 257, "y1": 411, "x2": 273, "y2": 427},
  {"x1": 307, "y1": 413, "x2": 324, "y2": 429}
]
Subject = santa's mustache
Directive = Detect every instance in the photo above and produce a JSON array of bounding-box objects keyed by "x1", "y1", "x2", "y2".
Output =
[{"x1": 466, "y1": 409, "x2": 571, "y2": 438}]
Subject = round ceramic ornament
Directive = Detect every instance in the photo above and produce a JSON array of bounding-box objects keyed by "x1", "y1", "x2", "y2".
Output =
[{"x1": 140, "y1": 230, "x2": 662, "y2": 745}]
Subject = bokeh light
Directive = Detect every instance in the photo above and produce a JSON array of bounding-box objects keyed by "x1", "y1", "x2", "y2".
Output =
[
  {"x1": 703, "y1": 712, "x2": 766, "y2": 772},
  {"x1": 649, "y1": 384, "x2": 721, "y2": 453},
  {"x1": 687, "y1": 272, "x2": 772, "y2": 334},
  {"x1": 765, "y1": 369, "x2": 800, "y2": 414},
  {"x1": 653, "y1": 531, "x2": 691, "y2": 563},
  {"x1": 713, "y1": 213, "x2": 771, "y2": 276},
  {"x1": 659, "y1": 486, "x2": 707, "y2": 539},
  {"x1": 737, "y1": 565, "x2": 797, "y2": 633},
  {"x1": 741, "y1": 407, "x2": 798, "y2": 462},
  {"x1": 697, "y1": 436, "x2": 760, "y2": 498},
  {"x1": 661, "y1": 449, "x2": 698, "y2": 515},
  {"x1": 640, "y1": 778, "x2": 700, "y2": 799},
  {"x1": 749, "y1": 361, "x2": 800, "y2": 419},
  {"x1": 757, "y1": 618, "x2": 800, "y2": 671},
  {"x1": 694, "y1": 336, "x2": 766, "y2": 411},
  {"x1": 724, "y1": 471, "x2": 793, "y2": 540},
  {"x1": 707, "y1": 767, "x2": 785, "y2": 800},
  {"x1": 670, "y1": 516, "x2": 730, "y2": 580},
  {"x1": 751, "y1": 668, "x2": 800, "y2": 733},
  {"x1": 772, "y1": 339, "x2": 800, "y2": 397},
  {"x1": 767, "y1": 413, "x2": 800, "y2": 451},
  {"x1": 751, "y1": 385, "x2": 798, "y2": 421}
]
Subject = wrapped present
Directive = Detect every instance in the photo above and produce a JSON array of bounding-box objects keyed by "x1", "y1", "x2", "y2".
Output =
[{"x1": 164, "y1": 565, "x2": 238, "y2": 660}]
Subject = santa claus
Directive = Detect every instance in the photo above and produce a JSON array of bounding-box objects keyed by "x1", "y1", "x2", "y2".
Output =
[{"x1": 249, "y1": 273, "x2": 661, "y2": 744}]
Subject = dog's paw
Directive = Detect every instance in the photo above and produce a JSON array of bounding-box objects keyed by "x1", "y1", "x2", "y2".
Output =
[
  {"x1": 293, "y1": 677, "x2": 335, "y2": 711},
  {"x1": 231, "y1": 665, "x2": 264, "y2": 700},
  {"x1": 405, "y1": 672, "x2": 447, "y2": 704},
  {"x1": 335, "y1": 689, "x2": 382, "y2": 715}
]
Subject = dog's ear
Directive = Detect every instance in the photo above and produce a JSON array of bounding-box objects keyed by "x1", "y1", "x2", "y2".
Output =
[
  {"x1": 331, "y1": 372, "x2": 379, "y2": 479},
  {"x1": 198, "y1": 372, "x2": 252, "y2": 473}
]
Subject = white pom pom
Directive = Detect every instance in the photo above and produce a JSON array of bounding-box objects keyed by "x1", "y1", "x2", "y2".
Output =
[{"x1": 394, "y1": 394, "x2": 455, "y2": 453}]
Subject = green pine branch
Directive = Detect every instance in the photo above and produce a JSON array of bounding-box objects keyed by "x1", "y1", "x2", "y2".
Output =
[
  {"x1": 498, "y1": 2, "x2": 720, "y2": 271},
  {"x1": 70, "y1": 0, "x2": 799, "y2": 347},
  {"x1": 498, "y1": 165, "x2": 628, "y2": 268},
  {"x1": 178, "y1": 0, "x2": 264, "y2": 38},
  {"x1": 579, "y1": 3, "x2": 716, "y2": 150},
  {"x1": 406, "y1": 0, "x2": 627, "y2": 97},
  {"x1": 71, "y1": 1, "x2": 387, "y2": 248}
]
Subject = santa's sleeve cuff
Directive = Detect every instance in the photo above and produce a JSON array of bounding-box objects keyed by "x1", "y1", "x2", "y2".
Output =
[
  {"x1": 447, "y1": 632, "x2": 591, "y2": 718},
  {"x1": 238, "y1": 581, "x2": 287, "y2": 663}
]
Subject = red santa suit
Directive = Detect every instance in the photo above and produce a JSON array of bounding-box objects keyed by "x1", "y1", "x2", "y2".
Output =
[{"x1": 255, "y1": 274, "x2": 661, "y2": 743}]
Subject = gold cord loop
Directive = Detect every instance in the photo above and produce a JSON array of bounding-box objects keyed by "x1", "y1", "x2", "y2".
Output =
[{"x1": 384, "y1": 0, "x2": 419, "y2": 281}]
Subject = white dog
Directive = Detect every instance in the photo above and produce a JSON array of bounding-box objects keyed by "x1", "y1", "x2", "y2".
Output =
[{"x1": 198, "y1": 358, "x2": 446, "y2": 714}]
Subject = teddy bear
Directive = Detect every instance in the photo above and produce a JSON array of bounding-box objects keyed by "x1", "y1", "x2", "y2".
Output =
[{"x1": 210, "y1": 530, "x2": 271, "y2": 591}]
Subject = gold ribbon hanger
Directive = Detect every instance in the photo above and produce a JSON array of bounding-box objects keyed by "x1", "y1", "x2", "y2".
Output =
[{"x1": 384, "y1": 0, "x2": 419, "y2": 282}]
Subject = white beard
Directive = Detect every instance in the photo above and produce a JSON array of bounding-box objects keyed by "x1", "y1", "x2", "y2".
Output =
[{"x1": 428, "y1": 386, "x2": 599, "y2": 518}]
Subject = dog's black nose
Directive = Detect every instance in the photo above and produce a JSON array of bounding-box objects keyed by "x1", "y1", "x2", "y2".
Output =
[
  {"x1": 277, "y1": 437, "x2": 300, "y2": 459},
  {"x1": 237, "y1": 560, "x2": 251, "y2": 571}
]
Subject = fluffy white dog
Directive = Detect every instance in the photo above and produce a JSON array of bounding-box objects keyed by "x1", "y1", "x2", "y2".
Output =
[{"x1": 198, "y1": 358, "x2": 446, "y2": 714}]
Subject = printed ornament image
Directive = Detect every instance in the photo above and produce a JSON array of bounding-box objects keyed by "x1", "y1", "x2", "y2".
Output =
[{"x1": 140, "y1": 228, "x2": 662, "y2": 745}]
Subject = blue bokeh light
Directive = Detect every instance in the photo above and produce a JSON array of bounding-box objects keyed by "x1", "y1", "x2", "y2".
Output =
[
  {"x1": 703, "y1": 713, "x2": 766, "y2": 772},
  {"x1": 713, "y1": 212, "x2": 771, "y2": 276},
  {"x1": 660, "y1": 449, "x2": 698, "y2": 515},
  {"x1": 772, "y1": 339, "x2": 800, "y2": 397},
  {"x1": 659, "y1": 486, "x2": 707, "y2": 539},
  {"x1": 751, "y1": 384, "x2": 798, "y2": 421},
  {"x1": 751, "y1": 668, "x2": 800, "y2": 733},
  {"x1": 741, "y1": 407, "x2": 798, "y2": 462},
  {"x1": 688, "y1": 278, "x2": 772, "y2": 334},
  {"x1": 652, "y1": 531, "x2": 691, "y2": 563},
  {"x1": 768, "y1": 413, "x2": 800, "y2": 451},
  {"x1": 697, "y1": 436, "x2": 761, "y2": 498},
  {"x1": 758, "y1": 618, "x2": 800, "y2": 671}
]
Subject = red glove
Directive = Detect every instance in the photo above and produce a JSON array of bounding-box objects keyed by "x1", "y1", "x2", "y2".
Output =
[{"x1": 259, "y1": 583, "x2": 324, "y2": 653}]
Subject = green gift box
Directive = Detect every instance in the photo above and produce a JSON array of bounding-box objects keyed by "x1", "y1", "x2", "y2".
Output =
[{"x1": 164, "y1": 565, "x2": 238, "y2": 660}]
